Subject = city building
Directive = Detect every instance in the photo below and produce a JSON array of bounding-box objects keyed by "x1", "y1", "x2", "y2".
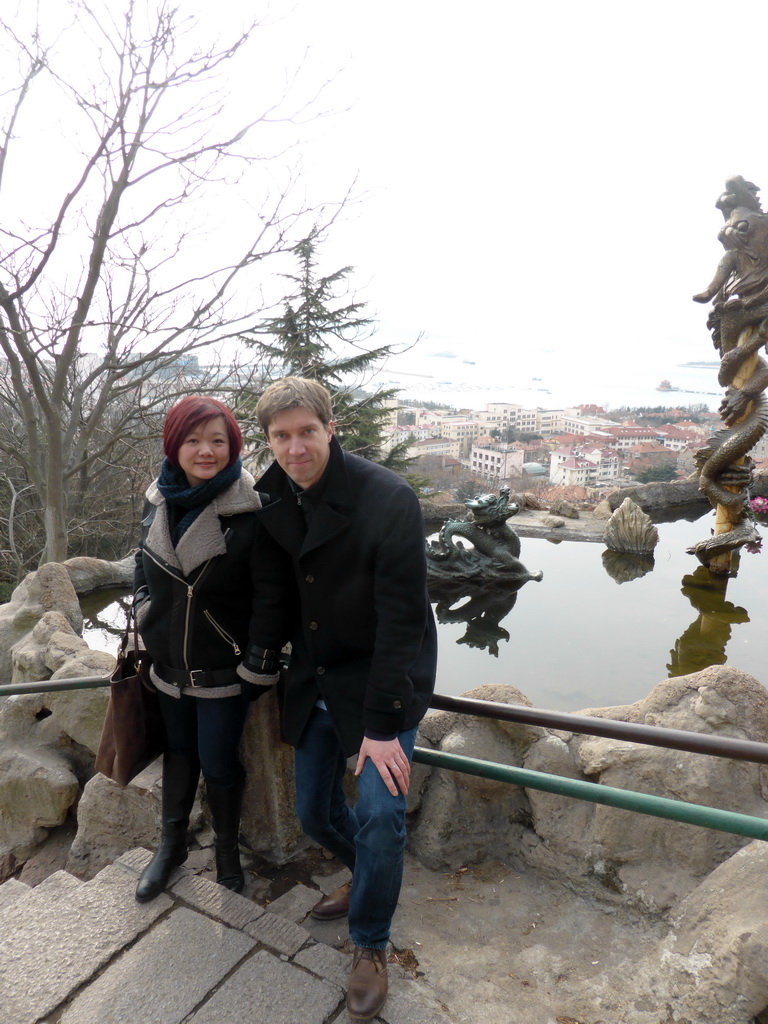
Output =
[
  {"x1": 549, "y1": 443, "x2": 622, "y2": 486},
  {"x1": 470, "y1": 442, "x2": 525, "y2": 483}
]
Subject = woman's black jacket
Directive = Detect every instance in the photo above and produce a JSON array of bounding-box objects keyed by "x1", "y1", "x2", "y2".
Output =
[{"x1": 133, "y1": 472, "x2": 288, "y2": 681}]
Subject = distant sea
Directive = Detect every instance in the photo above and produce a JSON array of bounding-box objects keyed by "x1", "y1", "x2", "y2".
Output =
[{"x1": 374, "y1": 351, "x2": 722, "y2": 414}]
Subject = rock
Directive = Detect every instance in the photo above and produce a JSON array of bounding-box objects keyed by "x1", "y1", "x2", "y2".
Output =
[
  {"x1": 521, "y1": 492, "x2": 547, "y2": 510},
  {"x1": 522, "y1": 666, "x2": 768, "y2": 911},
  {"x1": 420, "y1": 501, "x2": 465, "y2": 523},
  {"x1": 239, "y1": 690, "x2": 307, "y2": 864},
  {"x1": 0, "y1": 564, "x2": 83, "y2": 682},
  {"x1": 67, "y1": 759, "x2": 203, "y2": 879},
  {"x1": 3, "y1": 609, "x2": 114, "y2": 758},
  {"x1": 62, "y1": 555, "x2": 134, "y2": 594},
  {"x1": 11, "y1": 611, "x2": 80, "y2": 683},
  {"x1": 543, "y1": 515, "x2": 565, "y2": 528},
  {"x1": 39, "y1": 686, "x2": 112, "y2": 758},
  {"x1": 592, "y1": 498, "x2": 614, "y2": 519},
  {"x1": 409, "y1": 684, "x2": 540, "y2": 870},
  {"x1": 0, "y1": 745, "x2": 79, "y2": 880},
  {"x1": 604, "y1": 497, "x2": 659, "y2": 554},
  {"x1": 607, "y1": 479, "x2": 709, "y2": 522},
  {"x1": 549, "y1": 499, "x2": 580, "y2": 519},
  {"x1": 0, "y1": 584, "x2": 117, "y2": 874},
  {"x1": 657, "y1": 841, "x2": 768, "y2": 1022}
]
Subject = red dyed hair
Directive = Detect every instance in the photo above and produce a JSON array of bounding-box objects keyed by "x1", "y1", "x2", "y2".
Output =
[{"x1": 162, "y1": 396, "x2": 243, "y2": 468}]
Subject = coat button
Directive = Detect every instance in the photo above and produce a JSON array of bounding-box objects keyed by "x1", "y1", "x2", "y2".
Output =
[
  {"x1": 316, "y1": 666, "x2": 325, "y2": 675},
  {"x1": 305, "y1": 574, "x2": 315, "y2": 583},
  {"x1": 309, "y1": 621, "x2": 318, "y2": 630},
  {"x1": 393, "y1": 699, "x2": 403, "y2": 710}
]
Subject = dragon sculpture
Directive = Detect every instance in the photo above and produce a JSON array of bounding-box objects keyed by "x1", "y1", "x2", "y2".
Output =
[
  {"x1": 689, "y1": 175, "x2": 768, "y2": 570},
  {"x1": 427, "y1": 486, "x2": 543, "y2": 584}
]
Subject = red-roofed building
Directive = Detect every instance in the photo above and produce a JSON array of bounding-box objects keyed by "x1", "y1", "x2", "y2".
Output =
[
  {"x1": 549, "y1": 443, "x2": 621, "y2": 486},
  {"x1": 625, "y1": 442, "x2": 678, "y2": 476}
]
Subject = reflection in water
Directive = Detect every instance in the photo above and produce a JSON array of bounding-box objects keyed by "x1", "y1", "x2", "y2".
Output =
[
  {"x1": 601, "y1": 550, "x2": 655, "y2": 583},
  {"x1": 80, "y1": 519, "x2": 767, "y2": 709},
  {"x1": 432, "y1": 582, "x2": 526, "y2": 657},
  {"x1": 79, "y1": 588, "x2": 131, "y2": 654},
  {"x1": 667, "y1": 563, "x2": 749, "y2": 677}
]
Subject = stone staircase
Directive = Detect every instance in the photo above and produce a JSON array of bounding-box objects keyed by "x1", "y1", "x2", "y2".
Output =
[{"x1": 0, "y1": 849, "x2": 455, "y2": 1024}]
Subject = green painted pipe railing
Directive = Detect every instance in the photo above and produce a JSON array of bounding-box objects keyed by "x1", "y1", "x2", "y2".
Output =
[
  {"x1": 4, "y1": 676, "x2": 768, "y2": 841},
  {"x1": 413, "y1": 746, "x2": 768, "y2": 841}
]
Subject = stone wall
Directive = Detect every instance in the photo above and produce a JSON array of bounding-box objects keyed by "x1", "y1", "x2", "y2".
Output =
[
  {"x1": 4, "y1": 560, "x2": 768, "y2": 953},
  {"x1": 5, "y1": 557, "x2": 768, "y2": 1021}
]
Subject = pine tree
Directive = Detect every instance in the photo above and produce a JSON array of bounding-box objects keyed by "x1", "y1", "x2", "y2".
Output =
[{"x1": 245, "y1": 230, "x2": 411, "y2": 469}]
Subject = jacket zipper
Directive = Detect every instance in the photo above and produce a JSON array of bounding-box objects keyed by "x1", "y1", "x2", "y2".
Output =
[
  {"x1": 142, "y1": 547, "x2": 215, "y2": 669},
  {"x1": 204, "y1": 610, "x2": 241, "y2": 656},
  {"x1": 182, "y1": 559, "x2": 215, "y2": 667}
]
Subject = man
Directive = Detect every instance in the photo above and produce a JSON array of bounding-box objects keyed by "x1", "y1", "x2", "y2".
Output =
[{"x1": 243, "y1": 377, "x2": 437, "y2": 1021}]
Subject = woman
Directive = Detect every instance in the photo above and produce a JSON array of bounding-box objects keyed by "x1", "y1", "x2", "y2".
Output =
[{"x1": 133, "y1": 395, "x2": 281, "y2": 902}]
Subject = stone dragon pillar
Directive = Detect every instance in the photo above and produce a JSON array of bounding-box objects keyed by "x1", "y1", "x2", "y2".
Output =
[{"x1": 688, "y1": 176, "x2": 768, "y2": 574}]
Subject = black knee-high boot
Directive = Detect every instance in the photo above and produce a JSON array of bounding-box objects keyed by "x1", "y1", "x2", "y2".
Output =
[
  {"x1": 206, "y1": 778, "x2": 245, "y2": 893},
  {"x1": 135, "y1": 751, "x2": 200, "y2": 902}
]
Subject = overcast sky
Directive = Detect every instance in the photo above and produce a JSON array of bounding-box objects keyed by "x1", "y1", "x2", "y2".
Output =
[
  {"x1": 254, "y1": 0, "x2": 768, "y2": 378},
  {"x1": 6, "y1": 0, "x2": 768, "y2": 400}
]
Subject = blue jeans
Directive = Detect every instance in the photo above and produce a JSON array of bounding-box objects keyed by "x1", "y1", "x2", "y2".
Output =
[
  {"x1": 294, "y1": 706, "x2": 417, "y2": 949},
  {"x1": 158, "y1": 690, "x2": 249, "y2": 787}
]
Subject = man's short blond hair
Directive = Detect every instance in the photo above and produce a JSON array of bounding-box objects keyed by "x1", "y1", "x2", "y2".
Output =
[{"x1": 256, "y1": 376, "x2": 333, "y2": 435}]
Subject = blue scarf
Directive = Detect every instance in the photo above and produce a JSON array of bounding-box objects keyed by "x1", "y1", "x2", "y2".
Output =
[{"x1": 157, "y1": 457, "x2": 243, "y2": 544}]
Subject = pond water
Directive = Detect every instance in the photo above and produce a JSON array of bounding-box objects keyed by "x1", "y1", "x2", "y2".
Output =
[
  {"x1": 81, "y1": 512, "x2": 768, "y2": 713},
  {"x1": 429, "y1": 514, "x2": 768, "y2": 711}
]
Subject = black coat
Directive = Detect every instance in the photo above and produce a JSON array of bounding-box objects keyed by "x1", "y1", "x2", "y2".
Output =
[
  {"x1": 254, "y1": 437, "x2": 437, "y2": 755},
  {"x1": 133, "y1": 473, "x2": 284, "y2": 679}
]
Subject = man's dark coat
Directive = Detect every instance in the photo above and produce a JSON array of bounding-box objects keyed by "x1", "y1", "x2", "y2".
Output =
[{"x1": 254, "y1": 437, "x2": 437, "y2": 756}]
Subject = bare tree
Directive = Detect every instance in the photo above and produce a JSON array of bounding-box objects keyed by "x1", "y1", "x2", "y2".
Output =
[{"x1": 0, "y1": 1, "x2": 327, "y2": 566}]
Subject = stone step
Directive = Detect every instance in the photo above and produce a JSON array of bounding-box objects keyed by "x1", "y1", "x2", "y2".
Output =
[
  {"x1": 0, "y1": 857, "x2": 171, "y2": 1024},
  {"x1": 0, "y1": 847, "x2": 456, "y2": 1024},
  {"x1": 0, "y1": 877, "x2": 31, "y2": 914}
]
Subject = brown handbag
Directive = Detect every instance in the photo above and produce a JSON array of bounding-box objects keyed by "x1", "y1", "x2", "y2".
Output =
[{"x1": 95, "y1": 609, "x2": 165, "y2": 786}]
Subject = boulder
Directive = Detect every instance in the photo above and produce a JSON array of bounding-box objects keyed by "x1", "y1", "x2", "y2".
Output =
[
  {"x1": 0, "y1": 745, "x2": 79, "y2": 880},
  {"x1": 542, "y1": 515, "x2": 565, "y2": 528},
  {"x1": 62, "y1": 555, "x2": 134, "y2": 594},
  {"x1": 522, "y1": 666, "x2": 768, "y2": 911},
  {"x1": 0, "y1": 564, "x2": 83, "y2": 682},
  {"x1": 66, "y1": 759, "x2": 203, "y2": 879},
  {"x1": 521, "y1": 492, "x2": 547, "y2": 510},
  {"x1": 4, "y1": 610, "x2": 114, "y2": 757},
  {"x1": 420, "y1": 500, "x2": 465, "y2": 524},
  {"x1": 239, "y1": 689, "x2": 306, "y2": 864},
  {"x1": 409, "y1": 684, "x2": 542, "y2": 870},
  {"x1": 592, "y1": 498, "x2": 614, "y2": 519},
  {"x1": 655, "y1": 841, "x2": 768, "y2": 1023},
  {"x1": 606, "y1": 479, "x2": 709, "y2": 522},
  {"x1": 0, "y1": 577, "x2": 117, "y2": 874},
  {"x1": 549, "y1": 498, "x2": 580, "y2": 519}
]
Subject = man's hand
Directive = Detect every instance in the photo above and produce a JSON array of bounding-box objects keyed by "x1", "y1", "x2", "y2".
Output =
[{"x1": 355, "y1": 737, "x2": 411, "y2": 797}]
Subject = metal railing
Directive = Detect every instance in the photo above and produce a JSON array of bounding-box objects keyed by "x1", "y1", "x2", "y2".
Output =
[
  {"x1": 413, "y1": 693, "x2": 768, "y2": 840},
  {"x1": 3, "y1": 676, "x2": 768, "y2": 840}
]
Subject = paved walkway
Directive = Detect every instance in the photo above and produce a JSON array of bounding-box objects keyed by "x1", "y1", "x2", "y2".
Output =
[
  {"x1": 0, "y1": 848, "x2": 454, "y2": 1024},
  {"x1": 1, "y1": 844, "x2": 672, "y2": 1024}
]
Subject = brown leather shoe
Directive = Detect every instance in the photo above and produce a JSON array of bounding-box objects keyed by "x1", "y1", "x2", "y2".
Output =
[
  {"x1": 347, "y1": 946, "x2": 388, "y2": 1021},
  {"x1": 310, "y1": 879, "x2": 352, "y2": 920}
]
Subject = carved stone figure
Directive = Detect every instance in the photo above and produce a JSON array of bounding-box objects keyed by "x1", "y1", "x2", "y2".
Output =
[
  {"x1": 427, "y1": 486, "x2": 543, "y2": 584},
  {"x1": 690, "y1": 175, "x2": 768, "y2": 571},
  {"x1": 604, "y1": 497, "x2": 659, "y2": 555}
]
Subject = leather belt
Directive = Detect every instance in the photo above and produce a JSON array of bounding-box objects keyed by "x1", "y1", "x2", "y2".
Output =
[{"x1": 156, "y1": 664, "x2": 240, "y2": 689}]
